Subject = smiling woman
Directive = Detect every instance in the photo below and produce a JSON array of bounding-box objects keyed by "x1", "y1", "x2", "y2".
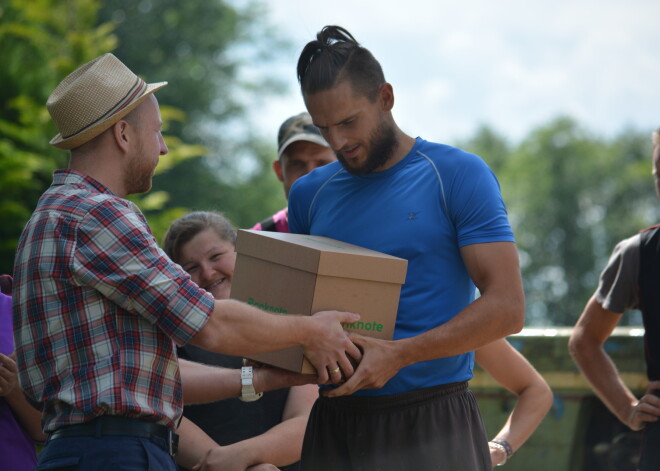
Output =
[
  {"x1": 162, "y1": 211, "x2": 318, "y2": 471},
  {"x1": 178, "y1": 228, "x2": 236, "y2": 301}
]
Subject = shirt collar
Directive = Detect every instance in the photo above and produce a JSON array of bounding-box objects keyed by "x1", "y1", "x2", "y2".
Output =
[{"x1": 52, "y1": 169, "x2": 116, "y2": 196}]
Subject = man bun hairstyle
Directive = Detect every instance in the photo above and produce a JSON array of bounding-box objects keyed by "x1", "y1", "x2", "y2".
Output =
[{"x1": 297, "y1": 25, "x2": 386, "y2": 101}]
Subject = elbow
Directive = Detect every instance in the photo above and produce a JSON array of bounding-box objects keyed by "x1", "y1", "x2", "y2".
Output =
[
  {"x1": 568, "y1": 329, "x2": 599, "y2": 371},
  {"x1": 537, "y1": 378, "x2": 554, "y2": 416},
  {"x1": 567, "y1": 329, "x2": 585, "y2": 363},
  {"x1": 505, "y1": 293, "x2": 526, "y2": 335}
]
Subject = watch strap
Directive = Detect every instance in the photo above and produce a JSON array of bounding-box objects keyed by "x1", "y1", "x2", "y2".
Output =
[{"x1": 239, "y1": 366, "x2": 263, "y2": 402}]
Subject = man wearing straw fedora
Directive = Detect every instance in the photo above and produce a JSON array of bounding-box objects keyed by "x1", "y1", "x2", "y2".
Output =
[{"x1": 11, "y1": 53, "x2": 361, "y2": 470}]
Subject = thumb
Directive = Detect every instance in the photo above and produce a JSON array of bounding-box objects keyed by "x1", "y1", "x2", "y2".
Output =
[
  {"x1": 338, "y1": 311, "x2": 360, "y2": 324},
  {"x1": 346, "y1": 331, "x2": 369, "y2": 346}
]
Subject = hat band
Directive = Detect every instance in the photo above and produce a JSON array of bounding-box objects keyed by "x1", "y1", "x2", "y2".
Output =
[{"x1": 61, "y1": 77, "x2": 148, "y2": 139}]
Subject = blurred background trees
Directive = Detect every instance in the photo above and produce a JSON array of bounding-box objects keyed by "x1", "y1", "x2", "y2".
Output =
[{"x1": 1, "y1": 0, "x2": 657, "y2": 326}]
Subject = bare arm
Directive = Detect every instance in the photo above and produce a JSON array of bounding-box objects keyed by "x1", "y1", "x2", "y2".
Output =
[
  {"x1": 179, "y1": 358, "x2": 317, "y2": 405},
  {"x1": 194, "y1": 384, "x2": 318, "y2": 470},
  {"x1": 189, "y1": 299, "x2": 361, "y2": 384},
  {"x1": 569, "y1": 296, "x2": 660, "y2": 430},
  {"x1": 175, "y1": 416, "x2": 220, "y2": 470},
  {"x1": 328, "y1": 241, "x2": 525, "y2": 397},
  {"x1": 0, "y1": 353, "x2": 47, "y2": 442},
  {"x1": 475, "y1": 340, "x2": 552, "y2": 467}
]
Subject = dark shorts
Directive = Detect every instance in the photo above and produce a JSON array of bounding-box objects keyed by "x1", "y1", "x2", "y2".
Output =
[{"x1": 300, "y1": 381, "x2": 491, "y2": 471}]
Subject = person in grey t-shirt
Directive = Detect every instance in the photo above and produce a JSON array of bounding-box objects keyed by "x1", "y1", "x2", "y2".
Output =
[{"x1": 569, "y1": 127, "x2": 660, "y2": 471}]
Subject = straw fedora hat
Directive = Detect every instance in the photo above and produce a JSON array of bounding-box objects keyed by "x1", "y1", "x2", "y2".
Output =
[{"x1": 47, "y1": 53, "x2": 167, "y2": 150}]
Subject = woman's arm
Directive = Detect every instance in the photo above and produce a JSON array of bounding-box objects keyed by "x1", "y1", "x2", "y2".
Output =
[
  {"x1": 193, "y1": 384, "x2": 318, "y2": 470},
  {"x1": 176, "y1": 416, "x2": 221, "y2": 470},
  {"x1": 475, "y1": 339, "x2": 553, "y2": 467},
  {"x1": 180, "y1": 358, "x2": 317, "y2": 405}
]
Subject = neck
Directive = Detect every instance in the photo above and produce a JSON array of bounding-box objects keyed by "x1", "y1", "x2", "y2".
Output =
[
  {"x1": 377, "y1": 125, "x2": 415, "y2": 172},
  {"x1": 69, "y1": 150, "x2": 127, "y2": 198}
]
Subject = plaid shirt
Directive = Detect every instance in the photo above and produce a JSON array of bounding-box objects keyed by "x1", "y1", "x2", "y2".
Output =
[{"x1": 12, "y1": 170, "x2": 214, "y2": 431}]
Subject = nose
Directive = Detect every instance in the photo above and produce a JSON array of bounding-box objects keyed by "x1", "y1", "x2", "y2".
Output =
[
  {"x1": 160, "y1": 134, "x2": 169, "y2": 155},
  {"x1": 324, "y1": 128, "x2": 347, "y2": 152},
  {"x1": 199, "y1": 262, "x2": 216, "y2": 285}
]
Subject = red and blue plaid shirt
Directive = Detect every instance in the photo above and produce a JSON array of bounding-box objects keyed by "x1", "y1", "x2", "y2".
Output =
[{"x1": 12, "y1": 170, "x2": 214, "y2": 432}]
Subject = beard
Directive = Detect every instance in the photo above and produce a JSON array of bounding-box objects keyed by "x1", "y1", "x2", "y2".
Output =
[
  {"x1": 336, "y1": 118, "x2": 397, "y2": 175},
  {"x1": 124, "y1": 143, "x2": 155, "y2": 195}
]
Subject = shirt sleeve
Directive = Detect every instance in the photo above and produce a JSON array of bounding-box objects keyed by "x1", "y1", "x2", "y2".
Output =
[
  {"x1": 72, "y1": 199, "x2": 214, "y2": 345},
  {"x1": 451, "y1": 152, "x2": 515, "y2": 247},
  {"x1": 594, "y1": 234, "x2": 640, "y2": 313},
  {"x1": 288, "y1": 179, "x2": 308, "y2": 235}
]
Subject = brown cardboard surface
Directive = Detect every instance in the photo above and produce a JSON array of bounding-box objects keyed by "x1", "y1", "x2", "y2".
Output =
[{"x1": 230, "y1": 230, "x2": 407, "y2": 374}]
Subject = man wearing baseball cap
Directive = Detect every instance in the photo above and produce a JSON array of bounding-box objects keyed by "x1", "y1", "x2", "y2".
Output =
[
  {"x1": 252, "y1": 112, "x2": 336, "y2": 233},
  {"x1": 12, "y1": 53, "x2": 361, "y2": 470}
]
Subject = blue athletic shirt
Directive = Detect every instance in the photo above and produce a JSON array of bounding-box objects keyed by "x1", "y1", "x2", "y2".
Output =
[{"x1": 288, "y1": 137, "x2": 514, "y2": 396}]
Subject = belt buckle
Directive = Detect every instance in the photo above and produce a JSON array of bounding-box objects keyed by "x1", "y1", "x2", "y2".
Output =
[{"x1": 167, "y1": 429, "x2": 179, "y2": 457}]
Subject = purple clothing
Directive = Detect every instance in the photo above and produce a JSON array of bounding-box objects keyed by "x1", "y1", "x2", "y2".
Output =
[
  {"x1": 251, "y1": 207, "x2": 290, "y2": 233},
  {"x1": 1, "y1": 292, "x2": 38, "y2": 471},
  {"x1": 0, "y1": 292, "x2": 13, "y2": 355}
]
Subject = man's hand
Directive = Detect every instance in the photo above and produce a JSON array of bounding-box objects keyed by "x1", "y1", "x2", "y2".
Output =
[
  {"x1": 302, "y1": 311, "x2": 362, "y2": 384},
  {"x1": 0, "y1": 353, "x2": 19, "y2": 397},
  {"x1": 323, "y1": 334, "x2": 407, "y2": 397},
  {"x1": 626, "y1": 381, "x2": 660, "y2": 431}
]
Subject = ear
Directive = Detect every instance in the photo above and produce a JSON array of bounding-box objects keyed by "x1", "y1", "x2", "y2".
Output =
[
  {"x1": 378, "y1": 83, "x2": 394, "y2": 112},
  {"x1": 273, "y1": 160, "x2": 284, "y2": 183},
  {"x1": 112, "y1": 120, "x2": 131, "y2": 153}
]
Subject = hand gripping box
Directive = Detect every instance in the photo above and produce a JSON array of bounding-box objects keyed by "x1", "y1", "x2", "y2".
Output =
[{"x1": 230, "y1": 230, "x2": 408, "y2": 374}]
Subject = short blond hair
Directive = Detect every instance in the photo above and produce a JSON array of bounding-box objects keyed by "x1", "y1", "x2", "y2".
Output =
[{"x1": 653, "y1": 128, "x2": 660, "y2": 147}]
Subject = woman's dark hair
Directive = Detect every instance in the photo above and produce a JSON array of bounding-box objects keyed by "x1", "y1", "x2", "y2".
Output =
[
  {"x1": 297, "y1": 25, "x2": 386, "y2": 101},
  {"x1": 162, "y1": 211, "x2": 236, "y2": 264}
]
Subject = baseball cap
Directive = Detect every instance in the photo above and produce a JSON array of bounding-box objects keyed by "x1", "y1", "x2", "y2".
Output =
[{"x1": 277, "y1": 112, "x2": 330, "y2": 158}]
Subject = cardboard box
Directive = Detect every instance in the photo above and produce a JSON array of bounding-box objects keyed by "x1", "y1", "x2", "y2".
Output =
[{"x1": 230, "y1": 230, "x2": 407, "y2": 374}]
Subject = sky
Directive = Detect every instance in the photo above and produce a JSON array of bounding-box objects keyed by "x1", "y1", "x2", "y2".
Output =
[{"x1": 247, "y1": 0, "x2": 660, "y2": 147}]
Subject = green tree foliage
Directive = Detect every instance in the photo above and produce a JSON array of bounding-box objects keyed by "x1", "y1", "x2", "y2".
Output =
[
  {"x1": 97, "y1": 0, "x2": 290, "y2": 237},
  {"x1": 0, "y1": 0, "x2": 116, "y2": 274},
  {"x1": 461, "y1": 118, "x2": 658, "y2": 325},
  {"x1": 2, "y1": 0, "x2": 656, "y2": 326},
  {"x1": 149, "y1": 139, "x2": 286, "y2": 242}
]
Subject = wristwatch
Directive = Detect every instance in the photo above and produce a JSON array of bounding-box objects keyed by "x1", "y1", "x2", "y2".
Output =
[{"x1": 239, "y1": 366, "x2": 263, "y2": 402}]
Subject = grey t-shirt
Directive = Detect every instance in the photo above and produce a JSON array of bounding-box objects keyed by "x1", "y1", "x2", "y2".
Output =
[{"x1": 595, "y1": 234, "x2": 640, "y2": 313}]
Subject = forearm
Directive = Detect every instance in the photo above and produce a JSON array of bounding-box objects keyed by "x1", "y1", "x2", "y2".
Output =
[
  {"x1": 180, "y1": 359, "x2": 318, "y2": 405},
  {"x1": 400, "y1": 293, "x2": 524, "y2": 366},
  {"x1": 221, "y1": 417, "x2": 308, "y2": 467},
  {"x1": 179, "y1": 359, "x2": 242, "y2": 404},
  {"x1": 189, "y1": 302, "x2": 361, "y2": 384},
  {"x1": 175, "y1": 416, "x2": 219, "y2": 469},
  {"x1": 570, "y1": 341, "x2": 638, "y2": 424},
  {"x1": 491, "y1": 380, "x2": 553, "y2": 451},
  {"x1": 190, "y1": 299, "x2": 311, "y2": 355}
]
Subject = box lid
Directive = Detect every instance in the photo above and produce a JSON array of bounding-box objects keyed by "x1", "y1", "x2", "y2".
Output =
[{"x1": 235, "y1": 230, "x2": 407, "y2": 284}]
